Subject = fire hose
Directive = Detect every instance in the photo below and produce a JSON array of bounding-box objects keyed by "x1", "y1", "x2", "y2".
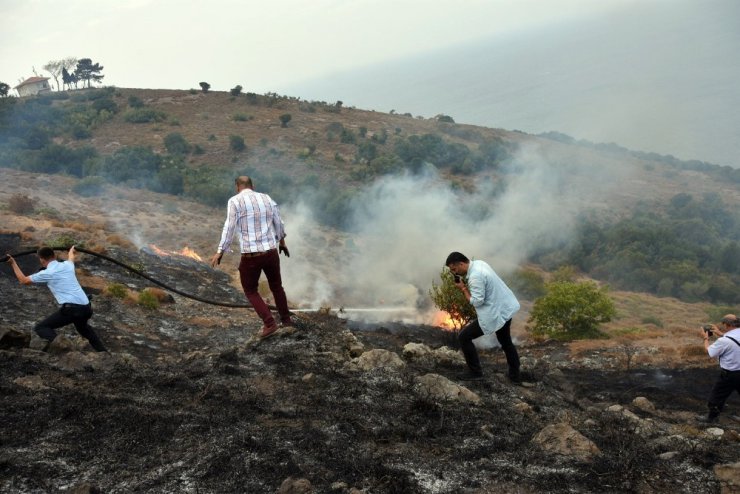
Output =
[{"x1": 1, "y1": 246, "x2": 287, "y2": 312}]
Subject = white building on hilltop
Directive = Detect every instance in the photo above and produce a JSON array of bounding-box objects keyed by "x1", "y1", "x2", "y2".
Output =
[{"x1": 14, "y1": 77, "x2": 51, "y2": 97}]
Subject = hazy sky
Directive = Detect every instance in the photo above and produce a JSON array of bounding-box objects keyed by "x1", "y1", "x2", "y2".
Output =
[{"x1": 2, "y1": 0, "x2": 631, "y2": 91}]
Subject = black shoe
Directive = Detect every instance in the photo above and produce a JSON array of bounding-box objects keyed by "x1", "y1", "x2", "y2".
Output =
[
  {"x1": 695, "y1": 414, "x2": 719, "y2": 424},
  {"x1": 456, "y1": 371, "x2": 484, "y2": 381}
]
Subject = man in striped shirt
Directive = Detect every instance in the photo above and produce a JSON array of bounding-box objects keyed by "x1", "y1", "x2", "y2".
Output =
[{"x1": 210, "y1": 176, "x2": 292, "y2": 339}]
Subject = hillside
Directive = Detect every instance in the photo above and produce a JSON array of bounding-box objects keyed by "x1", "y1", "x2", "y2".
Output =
[
  {"x1": 1, "y1": 86, "x2": 738, "y2": 313},
  {"x1": 1, "y1": 159, "x2": 740, "y2": 492}
]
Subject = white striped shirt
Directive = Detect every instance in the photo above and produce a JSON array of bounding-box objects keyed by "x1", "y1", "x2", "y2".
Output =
[{"x1": 217, "y1": 189, "x2": 286, "y2": 254}]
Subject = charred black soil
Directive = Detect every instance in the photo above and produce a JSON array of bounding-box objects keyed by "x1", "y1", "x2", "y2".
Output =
[{"x1": 1, "y1": 248, "x2": 738, "y2": 493}]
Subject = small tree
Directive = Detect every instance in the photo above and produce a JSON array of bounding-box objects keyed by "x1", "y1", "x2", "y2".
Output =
[
  {"x1": 230, "y1": 85, "x2": 242, "y2": 96},
  {"x1": 0, "y1": 82, "x2": 9, "y2": 97},
  {"x1": 528, "y1": 280, "x2": 616, "y2": 340},
  {"x1": 74, "y1": 58, "x2": 104, "y2": 88},
  {"x1": 279, "y1": 113, "x2": 292, "y2": 128},
  {"x1": 42, "y1": 60, "x2": 64, "y2": 91},
  {"x1": 199, "y1": 82, "x2": 210, "y2": 93},
  {"x1": 164, "y1": 133, "x2": 191, "y2": 155},
  {"x1": 429, "y1": 268, "x2": 476, "y2": 330},
  {"x1": 62, "y1": 67, "x2": 78, "y2": 90}
]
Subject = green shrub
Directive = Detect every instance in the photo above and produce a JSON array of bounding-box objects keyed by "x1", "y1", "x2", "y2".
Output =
[
  {"x1": 127, "y1": 95, "x2": 145, "y2": 108},
  {"x1": 106, "y1": 283, "x2": 128, "y2": 299},
  {"x1": 164, "y1": 133, "x2": 191, "y2": 155},
  {"x1": 230, "y1": 85, "x2": 242, "y2": 96},
  {"x1": 279, "y1": 113, "x2": 292, "y2": 127},
  {"x1": 529, "y1": 281, "x2": 616, "y2": 340},
  {"x1": 429, "y1": 268, "x2": 476, "y2": 330},
  {"x1": 640, "y1": 315, "x2": 663, "y2": 327},
  {"x1": 137, "y1": 290, "x2": 159, "y2": 309},
  {"x1": 233, "y1": 113, "x2": 250, "y2": 122},
  {"x1": 47, "y1": 234, "x2": 81, "y2": 249},
  {"x1": 124, "y1": 108, "x2": 167, "y2": 123},
  {"x1": 229, "y1": 135, "x2": 246, "y2": 152}
]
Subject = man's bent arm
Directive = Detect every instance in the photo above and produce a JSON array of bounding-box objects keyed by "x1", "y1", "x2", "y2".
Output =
[{"x1": 8, "y1": 256, "x2": 32, "y2": 285}]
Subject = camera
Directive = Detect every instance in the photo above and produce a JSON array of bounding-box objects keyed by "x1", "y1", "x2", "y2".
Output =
[
  {"x1": 703, "y1": 324, "x2": 714, "y2": 336},
  {"x1": 453, "y1": 274, "x2": 462, "y2": 283}
]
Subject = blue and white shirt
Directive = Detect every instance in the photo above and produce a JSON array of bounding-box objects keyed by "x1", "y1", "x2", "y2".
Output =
[
  {"x1": 29, "y1": 260, "x2": 89, "y2": 305},
  {"x1": 217, "y1": 189, "x2": 285, "y2": 254},
  {"x1": 708, "y1": 328, "x2": 740, "y2": 371},
  {"x1": 466, "y1": 260, "x2": 520, "y2": 334}
]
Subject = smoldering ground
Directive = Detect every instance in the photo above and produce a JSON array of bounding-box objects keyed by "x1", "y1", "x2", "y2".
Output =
[{"x1": 279, "y1": 141, "x2": 633, "y2": 324}]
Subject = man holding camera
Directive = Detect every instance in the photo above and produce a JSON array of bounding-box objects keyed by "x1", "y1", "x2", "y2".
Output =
[
  {"x1": 446, "y1": 251, "x2": 521, "y2": 382},
  {"x1": 697, "y1": 314, "x2": 740, "y2": 423}
]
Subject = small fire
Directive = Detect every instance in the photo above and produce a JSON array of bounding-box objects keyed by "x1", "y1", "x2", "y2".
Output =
[
  {"x1": 148, "y1": 244, "x2": 203, "y2": 262},
  {"x1": 432, "y1": 311, "x2": 458, "y2": 331}
]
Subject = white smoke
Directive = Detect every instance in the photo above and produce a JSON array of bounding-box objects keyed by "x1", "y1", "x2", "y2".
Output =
[{"x1": 281, "y1": 140, "x2": 631, "y2": 323}]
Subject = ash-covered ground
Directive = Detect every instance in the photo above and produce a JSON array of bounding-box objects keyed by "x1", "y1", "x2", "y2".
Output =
[{"x1": 1, "y1": 242, "x2": 739, "y2": 493}]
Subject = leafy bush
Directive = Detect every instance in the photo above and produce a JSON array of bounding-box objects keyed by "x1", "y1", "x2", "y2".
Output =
[
  {"x1": 164, "y1": 133, "x2": 191, "y2": 155},
  {"x1": 199, "y1": 82, "x2": 210, "y2": 93},
  {"x1": 98, "y1": 146, "x2": 162, "y2": 185},
  {"x1": 7, "y1": 194, "x2": 36, "y2": 214},
  {"x1": 230, "y1": 85, "x2": 242, "y2": 96},
  {"x1": 124, "y1": 108, "x2": 167, "y2": 123},
  {"x1": 279, "y1": 114, "x2": 292, "y2": 127},
  {"x1": 229, "y1": 135, "x2": 246, "y2": 152},
  {"x1": 106, "y1": 283, "x2": 128, "y2": 299},
  {"x1": 137, "y1": 290, "x2": 160, "y2": 309},
  {"x1": 47, "y1": 234, "x2": 81, "y2": 249},
  {"x1": 127, "y1": 95, "x2": 145, "y2": 108},
  {"x1": 529, "y1": 281, "x2": 616, "y2": 340},
  {"x1": 429, "y1": 268, "x2": 476, "y2": 330}
]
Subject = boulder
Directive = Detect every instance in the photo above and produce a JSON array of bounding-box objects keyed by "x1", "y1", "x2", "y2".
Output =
[
  {"x1": 414, "y1": 373, "x2": 481, "y2": 405},
  {"x1": 531, "y1": 422, "x2": 600, "y2": 461},
  {"x1": 346, "y1": 349, "x2": 405, "y2": 372}
]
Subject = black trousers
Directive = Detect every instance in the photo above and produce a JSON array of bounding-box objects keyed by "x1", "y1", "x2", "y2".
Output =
[
  {"x1": 459, "y1": 318, "x2": 520, "y2": 376},
  {"x1": 707, "y1": 369, "x2": 740, "y2": 417},
  {"x1": 34, "y1": 303, "x2": 107, "y2": 352}
]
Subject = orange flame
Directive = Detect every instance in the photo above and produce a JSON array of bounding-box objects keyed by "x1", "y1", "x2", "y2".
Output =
[
  {"x1": 148, "y1": 244, "x2": 203, "y2": 262},
  {"x1": 432, "y1": 311, "x2": 458, "y2": 331}
]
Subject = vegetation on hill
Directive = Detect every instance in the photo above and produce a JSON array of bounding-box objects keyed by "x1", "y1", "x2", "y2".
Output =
[{"x1": 0, "y1": 87, "x2": 738, "y2": 305}]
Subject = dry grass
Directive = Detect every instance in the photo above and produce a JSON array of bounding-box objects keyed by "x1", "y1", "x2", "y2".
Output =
[
  {"x1": 107, "y1": 234, "x2": 135, "y2": 249},
  {"x1": 142, "y1": 287, "x2": 172, "y2": 303}
]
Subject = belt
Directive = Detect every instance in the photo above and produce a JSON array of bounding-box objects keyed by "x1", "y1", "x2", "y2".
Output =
[
  {"x1": 241, "y1": 249, "x2": 275, "y2": 258},
  {"x1": 62, "y1": 303, "x2": 90, "y2": 308}
]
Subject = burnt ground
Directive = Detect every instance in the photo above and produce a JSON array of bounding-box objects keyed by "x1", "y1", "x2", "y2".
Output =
[{"x1": 1, "y1": 244, "x2": 739, "y2": 493}]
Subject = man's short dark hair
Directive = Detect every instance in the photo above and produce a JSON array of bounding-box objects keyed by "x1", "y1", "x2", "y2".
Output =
[
  {"x1": 235, "y1": 175, "x2": 253, "y2": 189},
  {"x1": 445, "y1": 252, "x2": 469, "y2": 266},
  {"x1": 37, "y1": 246, "x2": 55, "y2": 260}
]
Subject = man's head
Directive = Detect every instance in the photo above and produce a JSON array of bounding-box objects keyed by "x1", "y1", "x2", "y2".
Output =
[
  {"x1": 445, "y1": 251, "x2": 470, "y2": 276},
  {"x1": 721, "y1": 314, "x2": 739, "y2": 328},
  {"x1": 235, "y1": 175, "x2": 254, "y2": 191},
  {"x1": 37, "y1": 246, "x2": 56, "y2": 266}
]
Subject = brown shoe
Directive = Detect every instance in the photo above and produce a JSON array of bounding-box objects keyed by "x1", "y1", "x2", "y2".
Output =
[{"x1": 258, "y1": 324, "x2": 279, "y2": 339}]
